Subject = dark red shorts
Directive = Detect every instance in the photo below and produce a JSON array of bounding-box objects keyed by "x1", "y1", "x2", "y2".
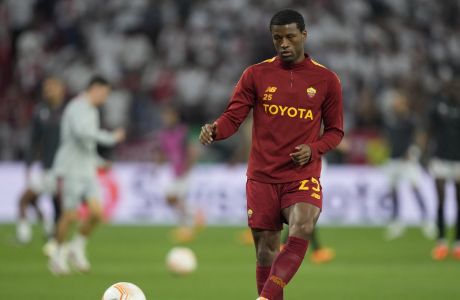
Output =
[{"x1": 246, "y1": 177, "x2": 323, "y2": 230}]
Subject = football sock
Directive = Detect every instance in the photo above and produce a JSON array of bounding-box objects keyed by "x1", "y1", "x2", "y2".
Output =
[
  {"x1": 256, "y1": 265, "x2": 270, "y2": 295},
  {"x1": 257, "y1": 265, "x2": 284, "y2": 300},
  {"x1": 260, "y1": 236, "x2": 308, "y2": 299},
  {"x1": 390, "y1": 188, "x2": 399, "y2": 220},
  {"x1": 455, "y1": 183, "x2": 460, "y2": 241},
  {"x1": 436, "y1": 199, "x2": 445, "y2": 240}
]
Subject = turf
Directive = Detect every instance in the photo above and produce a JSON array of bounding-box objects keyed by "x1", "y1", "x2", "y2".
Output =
[{"x1": 0, "y1": 225, "x2": 459, "y2": 300}]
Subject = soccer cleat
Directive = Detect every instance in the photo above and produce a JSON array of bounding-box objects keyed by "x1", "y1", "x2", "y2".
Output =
[
  {"x1": 310, "y1": 247, "x2": 335, "y2": 264},
  {"x1": 452, "y1": 246, "x2": 460, "y2": 260},
  {"x1": 421, "y1": 221, "x2": 437, "y2": 240},
  {"x1": 43, "y1": 238, "x2": 58, "y2": 257},
  {"x1": 384, "y1": 221, "x2": 406, "y2": 240},
  {"x1": 256, "y1": 298, "x2": 269, "y2": 300},
  {"x1": 49, "y1": 245, "x2": 71, "y2": 276},
  {"x1": 68, "y1": 244, "x2": 91, "y2": 273},
  {"x1": 171, "y1": 227, "x2": 195, "y2": 243},
  {"x1": 431, "y1": 244, "x2": 449, "y2": 261},
  {"x1": 16, "y1": 219, "x2": 32, "y2": 244}
]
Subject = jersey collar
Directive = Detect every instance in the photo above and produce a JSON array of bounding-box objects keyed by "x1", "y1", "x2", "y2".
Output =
[{"x1": 276, "y1": 53, "x2": 311, "y2": 70}]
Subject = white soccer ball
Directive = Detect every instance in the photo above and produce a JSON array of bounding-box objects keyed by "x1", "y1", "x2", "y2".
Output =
[
  {"x1": 102, "y1": 282, "x2": 146, "y2": 300},
  {"x1": 166, "y1": 247, "x2": 197, "y2": 275}
]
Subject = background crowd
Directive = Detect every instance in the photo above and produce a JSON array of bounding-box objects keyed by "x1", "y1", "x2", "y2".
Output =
[{"x1": 1, "y1": 0, "x2": 459, "y2": 163}]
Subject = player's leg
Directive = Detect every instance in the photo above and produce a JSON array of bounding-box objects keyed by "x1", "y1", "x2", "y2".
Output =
[
  {"x1": 407, "y1": 162, "x2": 436, "y2": 239},
  {"x1": 68, "y1": 178, "x2": 104, "y2": 272},
  {"x1": 49, "y1": 176, "x2": 81, "y2": 275},
  {"x1": 453, "y1": 181, "x2": 460, "y2": 259},
  {"x1": 432, "y1": 178, "x2": 448, "y2": 260},
  {"x1": 49, "y1": 208, "x2": 77, "y2": 275},
  {"x1": 252, "y1": 229, "x2": 281, "y2": 297},
  {"x1": 246, "y1": 179, "x2": 283, "y2": 300},
  {"x1": 16, "y1": 189, "x2": 39, "y2": 244},
  {"x1": 43, "y1": 174, "x2": 61, "y2": 257},
  {"x1": 166, "y1": 176, "x2": 198, "y2": 242},
  {"x1": 260, "y1": 202, "x2": 320, "y2": 299},
  {"x1": 281, "y1": 215, "x2": 334, "y2": 264},
  {"x1": 384, "y1": 162, "x2": 405, "y2": 240}
]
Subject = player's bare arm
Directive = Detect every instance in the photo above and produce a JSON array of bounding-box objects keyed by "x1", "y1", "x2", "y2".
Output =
[
  {"x1": 199, "y1": 123, "x2": 217, "y2": 145},
  {"x1": 289, "y1": 144, "x2": 312, "y2": 166}
]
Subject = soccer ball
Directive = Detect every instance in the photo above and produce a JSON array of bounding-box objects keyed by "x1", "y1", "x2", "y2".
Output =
[
  {"x1": 166, "y1": 247, "x2": 197, "y2": 275},
  {"x1": 102, "y1": 282, "x2": 146, "y2": 300}
]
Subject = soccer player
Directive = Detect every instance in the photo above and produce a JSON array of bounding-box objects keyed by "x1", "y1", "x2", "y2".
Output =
[
  {"x1": 49, "y1": 76, "x2": 125, "y2": 275},
  {"x1": 428, "y1": 79, "x2": 460, "y2": 260},
  {"x1": 156, "y1": 105, "x2": 202, "y2": 242},
  {"x1": 383, "y1": 91, "x2": 435, "y2": 240},
  {"x1": 199, "y1": 10, "x2": 343, "y2": 300},
  {"x1": 16, "y1": 77, "x2": 65, "y2": 246}
]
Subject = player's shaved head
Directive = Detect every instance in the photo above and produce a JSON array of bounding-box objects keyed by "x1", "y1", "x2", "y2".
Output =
[{"x1": 270, "y1": 9, "x2": 305, "y2": 32}]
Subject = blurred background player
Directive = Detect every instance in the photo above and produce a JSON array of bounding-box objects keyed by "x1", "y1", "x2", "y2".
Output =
[
  {"x1": 156, "y1": 105, "x2": 202, "y2": 242},
  {"x1": 49, "y1": 76, "x2": 125, "y2": 275},
  {"x1": 16, "y1": 77, "x2": 65, "y2": 248},
  {"x1": 427, "y1": 79, "x2": 460, "y2": 261},
  {"x1": 382, "y1": 90, "x2": 435, "y2": 240}
]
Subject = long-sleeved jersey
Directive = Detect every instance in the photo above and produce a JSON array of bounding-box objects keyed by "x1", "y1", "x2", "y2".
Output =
[
  {"x1": 26, "y1": 102, "x2": 63, "y2": 170},
  {"x1": 52, "y1": 95, "x2": 118, "y2": 178},
  {"x1": 215, "y1": 55, "x2": 344, "y2": 183}
]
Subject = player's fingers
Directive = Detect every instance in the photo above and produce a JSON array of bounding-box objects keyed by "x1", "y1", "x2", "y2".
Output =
[
  {"x1": 200, "y1": 126, "x2": 213, "y2": 145},
  {"x1": 296, "y1": 153, "x2": 310, "y2": 160},
  {"x1": 289, "y1": 150, "x2": 303, "y2": 158}
]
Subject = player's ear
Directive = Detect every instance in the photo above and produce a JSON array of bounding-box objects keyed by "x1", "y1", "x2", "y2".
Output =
[{"x1": 302, "y1": 30, "x2": 307, "y2": 42}]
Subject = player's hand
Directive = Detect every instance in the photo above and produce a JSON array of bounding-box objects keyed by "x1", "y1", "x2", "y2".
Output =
[
  {"x1": 114, "y1": 128, "x2": 126, "y2": 143},
  {"x1": 290, "y1": 144, "x2": 312, "y2": 166},
  {"x1": 199, "y1": 123, "x2": 217, "y2": 145}
]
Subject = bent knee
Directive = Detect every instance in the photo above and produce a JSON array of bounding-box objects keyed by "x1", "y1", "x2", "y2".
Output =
[{"x1": 290, "y1": 222, "x2": 315, "y2": 240}]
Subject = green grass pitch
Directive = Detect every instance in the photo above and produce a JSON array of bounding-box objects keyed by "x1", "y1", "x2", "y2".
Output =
[{"x1": 0, "y1": 225, "x2": 459, "y2": 299}]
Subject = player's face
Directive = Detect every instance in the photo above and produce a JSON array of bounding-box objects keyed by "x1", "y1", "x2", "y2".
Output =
[
  {"x1": 43, "y1": 78, "x2": 65, "y2": 106},
  {"x1": 92, "y1": 85, "x2": 111, "y2": 106},
  {"x1": 271, "y1": 23, "x2": 307, "y2": 64}
]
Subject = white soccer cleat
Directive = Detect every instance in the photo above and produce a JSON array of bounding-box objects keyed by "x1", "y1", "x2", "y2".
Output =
[
  {"x1": 421, "y1": 221, "x2": 437, "y2": 240},
  {"x1": 43, "y1": 238, "x2": 58, "y2": 257},
  {"x1": 48, "y1": 245, "x2": 71, "y2": 276},
  {"x1": 384, "y1": 221, "x2": 406, "y2": 240},
  {"x1": 16, "y1": 220, "x2": 32, "y2": 244},
  {"x1": 256, "y1": 297, "x2": 269, "y2": 300},
  {"x1": 68, "y1": 244, "x2": 91, "y2": 273}
]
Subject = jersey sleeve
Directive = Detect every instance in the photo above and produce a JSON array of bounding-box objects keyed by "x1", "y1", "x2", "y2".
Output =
[
  {"x1": 25, "y1": 107, "x2": 43, "y2": 167},
  {"x1": 214, "y1": 67, "x2": 255, "y2": 140},
  {"x1": 308, "y1": 73, "x2": 344, "y2": 161},
  {"x1": 70, "y1": 105, "x2": 118, "y2": 148}
]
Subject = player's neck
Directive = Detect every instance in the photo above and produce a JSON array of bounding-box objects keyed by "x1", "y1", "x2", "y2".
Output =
[{"x1": 280, "y1": 53, "x2": 308, "y2": 68}]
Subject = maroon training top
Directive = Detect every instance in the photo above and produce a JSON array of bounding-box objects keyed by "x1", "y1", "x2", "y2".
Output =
[{"x1": 215, "y1": 54, "x2": 344, "y2": 183}]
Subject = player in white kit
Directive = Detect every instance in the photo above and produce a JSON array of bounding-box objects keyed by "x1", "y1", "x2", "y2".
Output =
[{"x1": 49, "y1": 76, "x2": 125, "y2": 275}]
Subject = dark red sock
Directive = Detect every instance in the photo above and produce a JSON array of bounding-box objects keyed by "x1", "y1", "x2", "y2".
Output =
[
  {"x1": 256, "y1": 265, "x2": 271, "y2": 295},
  {"x1": 260, "y1": 237, "x2": 308, "y2": 299},
  {"x1": 257, "y1": 265, "x2": 284, "y2": 300}
]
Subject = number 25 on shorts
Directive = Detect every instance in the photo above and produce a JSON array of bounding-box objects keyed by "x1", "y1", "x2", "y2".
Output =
[{"x1": 299, "y1": 178, "x2": 321, "y2": 200}]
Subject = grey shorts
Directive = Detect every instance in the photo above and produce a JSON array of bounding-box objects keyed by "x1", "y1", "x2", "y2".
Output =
[{"x1": 57, "y1": 175, "x2": 101, "y2": 210}]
